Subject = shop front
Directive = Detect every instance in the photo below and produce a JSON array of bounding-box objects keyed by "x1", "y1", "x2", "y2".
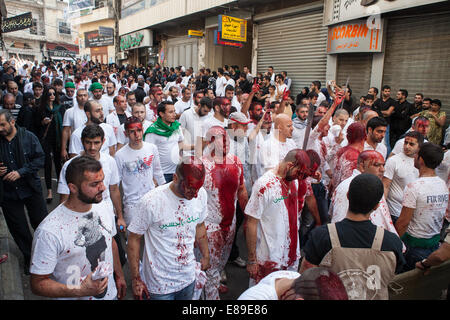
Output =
[{"x1": 119, "y1": 29, "x2": 153, "y2": 66}]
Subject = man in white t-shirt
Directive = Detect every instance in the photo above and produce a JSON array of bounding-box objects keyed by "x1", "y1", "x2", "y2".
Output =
[
  {"x1": 224, "y1": 72, "x2": 235, "y2": 88},
  {"x1": 30, "y1": 156, "x2": 126, "y2": 300},
  {"x1": 215, "y1": 68, "x2": 227, "y2": 97},
  {"x1": 61, "y1": 88, "x2": 89, "y2": 161},
  {"x1": 127, "y1": 158, "x2": 210, "y2": 300},
  {"x1": 310, "y1": 81, "x2": 326, "y2": 107},
  {"x1": 90, "y1": 82, "x2": 114, "y2": 117},
  {"x1": 395, "y1": 142, "x2": 449, "y2": 271},
  {"x1": 68, "y1": 101, "x2": 117, "y2": 157},
  {"x1": 238, "y1": 267, "x2": 348, "y2": 300},
  {"x1": 106, "y1": 95, "x2": 131, "y2": 139},
  {"x1": 389, "y1": 116, "x2": 430, "y2": 157},
  {"x1": 114, "y1": 117, "x2": 166, "y2": 226},
  {"x1": 144, "y1": 101, "x2": 189, "y2": 183},
  {"x1": 261, "y1": 114, "x2": 296, "y2": 172},
  {"x1": 102, "y1": 81, "x2": 117, "y2": 110},
  {"x1": 245, "y1": 149, "x2": 311, "y2": 285},
  {"x1": 174, "y1": 87, "x2": 192, "y2": 119},
  {"x1": 383, "y1": 131, "x2": 423, "y2": 224},
  {"x1": 201, "y1": 126, "x2": 248, "y2": 299},
  {"x1": 179, "y1": 97, "x2": 213, "y2": 157},
  {"x1": 201, "y1": 97, "x2": 231, "y2": 146},
  {"x1": 364, "y1": 116, "x2": 388, "y2": 160},
  {"x1": 330, "y1": 150, "x2": 399, "y2": 238},
  {"x1": 58, "y1": 124, "x2": 126, "y2": 230},
  {"x1": 116, "y1": 103, "x2": 151, "y2": 150}
]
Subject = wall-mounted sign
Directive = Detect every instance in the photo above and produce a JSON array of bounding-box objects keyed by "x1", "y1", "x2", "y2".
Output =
[
  {"x1": 120, "y1": 29, "x2": 152, "y2": 51},
  {"x1": 99, "y1": 26, "x2": 114, "y2": 37},
  {"x1": 188, "y1": 30, "x2": 204, "y2": 38},
  {"x1": 324, "y1": 0, "x2": 446, "y2": 25},
  {"x1": 218, "y1": 15, "x2": 247, "y2": 43},
  {"x1": 85, "y1": 30, "x2": 114, "y2": 48},
  {"x1": 1, "y1": 12, "x2": 33, "y2": 33},
  {"x1": 327, "y1": 19, "x2": 383, "y2": 54},
  {"x1": 214, "y1": 30, "x2": 243, "y2": 48}
]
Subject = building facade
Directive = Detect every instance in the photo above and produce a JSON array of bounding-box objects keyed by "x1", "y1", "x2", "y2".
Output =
[{"x1": 0, "y1": 0, "x2": 78, "y2": 62}]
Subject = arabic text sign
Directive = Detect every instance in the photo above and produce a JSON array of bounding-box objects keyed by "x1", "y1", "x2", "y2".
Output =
[
  {"x1": 327, "y1": 19, "x2": 383, "y2": 54},
  {"x1": 1, "y1": 12, "x2": 33, "y2": 33},
  {"x1": 214, "y1": 30, "x2": 243, "y2": 48},
  {"x1": 218, "y1": 15, "x2": 247, "y2": 43},
  {"x1": 85, "y1": 31, "x2": 114, "y2": 48}
]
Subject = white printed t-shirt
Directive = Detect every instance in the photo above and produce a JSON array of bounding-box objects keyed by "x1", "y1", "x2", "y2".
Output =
[
  {"x1": 62, "y1": 106, "x2": 88, "y2": 132},
  {"x1": 114, "y1": 142, "x2": 166, "y2": 208},
  {"x1": 384, "y1": 152, "x2": 419, "y2": 217},
  {"x1": 245, "y1": 170, "x2": 301, "y2": 270},
  {"x1": 127, "y1": 183, "x2": 207, "y2": 295},
  {"x1": 69, "y1": 123, "x2": 117, "y2": 156},
  {"x1": 402, "y1": 176, "x2": 449, "y2": 239},
  {"x1": 57, "y1": 153, "x2": 120, "y2": 203},
  {"x1": 174, "y1": 99, "x2": 192, "y2": 115},
  {"x1": 144, "y1": 126, "x2": 184, "y2": 174},
  {"x1": 238, "y1": 271, "x2": 300, "y2": 300},
  {"x1": 30, "y1": 202, "x2": 117, "y2": 300}
]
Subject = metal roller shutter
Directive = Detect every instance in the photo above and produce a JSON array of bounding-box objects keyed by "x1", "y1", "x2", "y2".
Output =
[
  {"x1": 383, "y1": 12, "x2": 450, "y2": 114},
  {"x1": 257, "y1": 10, "x2": 328, "y2": 95},
  {"x1": 166, "y1": 38, "x2": 199, "y2": 70},
  {"x1": 337, "y1": 53, "x2": 373, "y2": 101}
]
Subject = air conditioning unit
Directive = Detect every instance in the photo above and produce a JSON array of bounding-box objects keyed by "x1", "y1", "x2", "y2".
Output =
[{"x1": 117, "y1": 51, "x2": 127, "y2": 60}]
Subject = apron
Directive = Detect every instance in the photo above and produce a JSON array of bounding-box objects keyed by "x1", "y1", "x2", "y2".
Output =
[{"x1": 319, "y1": 223, "x2": 396, "y2": 300}]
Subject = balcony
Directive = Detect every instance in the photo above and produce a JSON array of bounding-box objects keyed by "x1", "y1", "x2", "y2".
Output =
[
  {"x1": 119, "y1": 0, "x2": 237, "y2": 36},
  {"x1": 74, "y1": 1, "x2": 115, "y2": 25}
]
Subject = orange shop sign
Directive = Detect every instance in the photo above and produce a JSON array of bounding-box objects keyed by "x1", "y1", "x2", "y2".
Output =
[{"x1": 327, "y1": 18, "x2": 383, "y2": 54}]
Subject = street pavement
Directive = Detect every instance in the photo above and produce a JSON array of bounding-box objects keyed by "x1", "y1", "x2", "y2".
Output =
[{"x1": 2, "y1": 168, "x2": 251, "y2": 300}]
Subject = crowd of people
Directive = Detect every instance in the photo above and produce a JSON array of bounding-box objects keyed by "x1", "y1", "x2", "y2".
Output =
[{"x1": 0, "y1": 55, "x2": 449, "y2": 301}]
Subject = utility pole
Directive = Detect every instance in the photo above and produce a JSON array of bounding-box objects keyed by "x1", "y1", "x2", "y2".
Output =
[{"x1": 113, "y1": 0, "x2": 121, "y2": 65}]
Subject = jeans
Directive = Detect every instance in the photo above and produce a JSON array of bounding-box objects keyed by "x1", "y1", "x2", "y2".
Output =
[
  {"x1": 402, "y1": 243, "x2": 439, "y2": 273},
  {"x1": 149, "y1": 281, "x2": 195, "y2": 300},
  {"x1": 385, "y1": 124, "x2": 392, "y2": 156},
  {"x1": 311, "y1": 182, "x2": 329, "y2": 224},
  {"x1": 164, "y1": 173, "x2": 174, "y2": 184}
]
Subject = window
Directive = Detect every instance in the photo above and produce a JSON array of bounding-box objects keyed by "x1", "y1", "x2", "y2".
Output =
[
  {"x1": 58, "y1": 21, "x2": 71, "y2": 35},
  {"x1": 30, "y1": 19, "x2": 38, "y2": 35}
]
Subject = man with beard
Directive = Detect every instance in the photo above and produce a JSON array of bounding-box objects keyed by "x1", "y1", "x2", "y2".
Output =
[
  {"x1": 390, "y1": 116, "x2": 430, "y2": 158},
  {"x1": 30, "y1": 156, "x2": 127, "y2": 300},
  {"x1": 106, "y1": 95, "x2": 131, "y2": 139},
  {"x1": 245, "y1": 149, "x2": 311, "y2": 285},
  {"x1": 364, "y1": 117, "x2": 388, "y2": 160},
  {"x1": 68, "y1": 100, "x2": 117, "y2": 157},
  {"x1": 174, "y1": 87, "x2": 192, "y2": 119},
  {"x1": 166, "y1": 86, "x2": 179, "y2": 104},
  {"x1": 0, "y1": 109, "x2": 47, "y2": 275},
  {"x1": 90, "y1": 82, "x2": 114, "y2": 117},
  {"x1": 127, "y1": 157, "x2": 210, "y2": 300},
  {"x1": 102, "y1": 81, "x2": 117, "y2": 109},
  {"x1": 329, "y1": 151, "x2": 400, "y2": 239},
  {"x1": 292, "y1": 104, "x2": 309, "y2": 148},
  {"x1": 201, "y1": 126, "x2": 248, "y2": 299},
  {"x1": 145, "y1": 87, "x2": 163, "y2": 123},
  {"x1": 201, "y1": 97, "x2": 231, "y2": 149},
  {"x1": 383, "y1": 131, "x2": 423, "y2": 224},
  {"x1": 179, "y1": 97, "x2": 213, "y2": 156},
  {"x1": 59, "y1": 82, "x2": 76, "y2": 109},
  {"x1": 61, "y1": 88, "x2": 89, "y2": 161},
  {"x1": 390, "y1": 89, "x2": 414, "y2": 149}
]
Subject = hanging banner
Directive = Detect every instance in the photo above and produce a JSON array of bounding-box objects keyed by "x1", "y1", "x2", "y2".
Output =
[
  {"x1": 214, "y1": 30, "x2": 243, "y2": 48},
  {"x1": 85, "y1": 30, "x2": 114, "y2": 48},
  {"x1": 1, "y1": 12, "x2": 33, "y2": 33},
  {"x1": 218, "y1": 15, "x2": 247, "y2": 43}
]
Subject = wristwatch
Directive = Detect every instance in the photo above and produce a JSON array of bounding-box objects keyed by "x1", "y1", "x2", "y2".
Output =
[{"x1": 420, "y1": 259, "x2": 431, "y2": 269}]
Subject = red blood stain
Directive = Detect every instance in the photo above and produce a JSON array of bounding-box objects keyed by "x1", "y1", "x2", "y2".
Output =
[
  {"x1": 256, "y1": 261, "x2": 286, "y2": 283},
  {"x1": 280, "y1": 179, "x2": 299, "y2": 267},
  {"x1": 297, "y1": 179, "x2": 308, "y2": 212},
  {"x1": 210, "y1": 158, "x2": 241, "y2": 235},
  {"x1": 358, "y1": 150, "x2": 384, "y2": 163},
  {"x1": 346, "y1": 122, "x2": 366, "y2": 144}
]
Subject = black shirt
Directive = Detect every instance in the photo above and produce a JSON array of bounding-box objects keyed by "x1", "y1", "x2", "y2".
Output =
[
  {"x1": 239, "y1": 79, "x2": 252, "y2": 94},
  {"x1": 390, "y1": 100, "x2": 414, "y2": 135},
  {"x1": 304, "y1": 219, "x2": 405, "y2": 274},
  {"x1": 60, "y1": 94, "x2": 74, "y2": 109},
  {"x1": 373, "y1": 97, "x2": 396, "y2": 123},
  {"x1": 117, "y1": 113, "x2": 127, "y2": 125}
]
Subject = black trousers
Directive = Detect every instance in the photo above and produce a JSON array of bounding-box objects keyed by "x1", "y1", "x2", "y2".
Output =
[
  {"x1": 42, "y1": 138, "x2": 62, "y2": 190},
  {"x1": 1, "y1": 191, "x2": 48, "y2": 264}
]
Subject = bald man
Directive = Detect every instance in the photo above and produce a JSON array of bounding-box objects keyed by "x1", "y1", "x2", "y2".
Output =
[
  {"x1": 1, "y1": 93, "x2": 21, "y2": 120},
  {"x1": 330, "y1": 150, "x2": 399, "y2": 237},
  {"x1": 260, "y1": 113, "x2": 296, "y2": 173}
]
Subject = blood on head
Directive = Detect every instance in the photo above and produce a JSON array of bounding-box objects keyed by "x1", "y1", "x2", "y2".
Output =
[{"x1": 346, "y1": 122, "x2": 366, "y2": 144}]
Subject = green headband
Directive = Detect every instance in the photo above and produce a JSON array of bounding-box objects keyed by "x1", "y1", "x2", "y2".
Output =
[
  {"x1": 65, "y1": 82, "x2": 75, "y2": 89},
  {"x1": 89, "y1": 82, "x2": 103, "y2": 91}
]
